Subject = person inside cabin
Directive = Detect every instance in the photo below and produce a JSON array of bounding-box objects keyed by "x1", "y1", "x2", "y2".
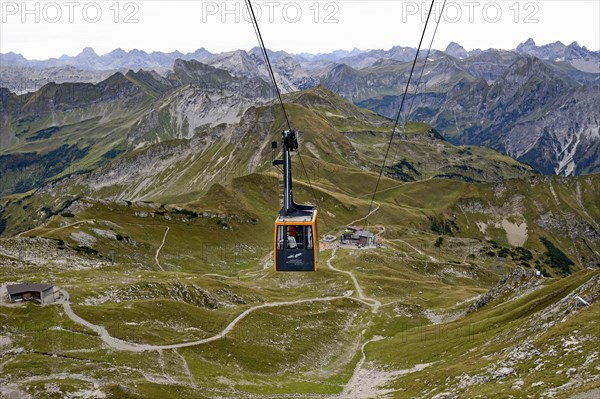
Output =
[
  {"x1": 287, "y1": 234, "x2": 297, "y2": 249},
  {"x1": 287, "y1": 226, "x2": 303, "y2": 249}
]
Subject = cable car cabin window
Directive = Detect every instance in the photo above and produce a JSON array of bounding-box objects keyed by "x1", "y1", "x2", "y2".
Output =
[
  {"x1": 277, "y1": 225, "x2": 285, "y2": 250},
  {"x1": 314, "y1": 221, "x2": 319, "y2": 262},
  {"x1": 286, "y1": 225, "x2": 304, "y2": 249},
  {"x1": 277, "y1": 225, "x2": 314, "y2": 251}
]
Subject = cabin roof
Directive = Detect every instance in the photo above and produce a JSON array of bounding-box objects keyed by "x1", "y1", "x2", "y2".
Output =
[{"x1": 276, "y1": 211, "x2": 316, "y2": 223}]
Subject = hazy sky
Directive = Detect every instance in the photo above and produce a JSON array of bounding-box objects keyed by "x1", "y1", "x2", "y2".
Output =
[{"x1": 1, "y1": 0, "x2": 598, "y2": 59}]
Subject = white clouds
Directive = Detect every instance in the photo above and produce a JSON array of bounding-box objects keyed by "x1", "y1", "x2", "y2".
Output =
[{"x1": 0, "y1": 0, "x2": 598, "y2": 59}]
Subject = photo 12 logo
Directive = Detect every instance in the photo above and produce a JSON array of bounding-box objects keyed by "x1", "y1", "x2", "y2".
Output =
[
  {"x1": 1, "y1": 1, "x2": 140, "y2": 24},
  {"x1": 201, "y1": 1, "x2": 340, "y2": 24},
  {"x1": 402, "y1": 1, "x2": 540, "y2": 24}
]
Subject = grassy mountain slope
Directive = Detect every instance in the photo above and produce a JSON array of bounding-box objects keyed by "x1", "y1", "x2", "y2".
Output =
[
  {"x1": 0, "y1": 60, "x2": 275, "y2": 198},
  {"x1": 0, "y1": 83, "x2": 599, "y2": 399},
  {"x1": 0, "y1": 85, "x2": 537, "y2": 238}
]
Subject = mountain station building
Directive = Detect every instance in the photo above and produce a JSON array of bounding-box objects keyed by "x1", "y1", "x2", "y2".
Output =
[
  {"x1": 7, "y1": 283, "x2": 54, "y2": 304},
  {"x1": 340, "y1": 227, "x2": 376, "y2": 247}
]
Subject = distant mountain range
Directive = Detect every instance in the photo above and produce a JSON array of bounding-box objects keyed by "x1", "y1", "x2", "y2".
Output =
[
  {"x1": 1, "y1": 39, "x2": 599, "y2": 177},
  {"x1": 329, "y1": 51, "x2": 600, "y2": 176},
  {"x1": 2, "y1": 39, "x2": 598, "y2": 71},
  {"x1": 0, "y1": 47, "x2": 213, "y2": 70}
]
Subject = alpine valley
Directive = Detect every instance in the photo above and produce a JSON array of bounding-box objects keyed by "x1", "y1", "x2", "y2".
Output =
[{"x1": 0, "y1": 39, "x2": 599, "y2": 399}]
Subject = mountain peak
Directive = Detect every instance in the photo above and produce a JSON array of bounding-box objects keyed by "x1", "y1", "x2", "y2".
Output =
[
  {"x1": 248, "y1": 47, "x2": 263, "y2": 56},
  {"x1": 0, "y1": 52, "x2": 26, "y2": 60},
  {"x1": 190, "y1": 48, "x2": 211, "y2": 58},
  {"x1": 446, "y1": 41, "x2": 463, "y2": 48},
  {"x1": 516, "y1": 39, "x2": 537, "y2": 53},
  {"x1": 445, "y1": 42, "x2": 468, "y2": 58},
  {"x1": 79, "y1": 47, "x2": 98, "y2": 56},
  {"x1": 109, "y1": 48, "x2": 127, "y2": 56}
]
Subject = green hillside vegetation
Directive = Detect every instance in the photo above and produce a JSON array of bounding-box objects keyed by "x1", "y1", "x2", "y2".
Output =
[{"x1": 1, "y1": 82, "x2": 599, "y2": 398}]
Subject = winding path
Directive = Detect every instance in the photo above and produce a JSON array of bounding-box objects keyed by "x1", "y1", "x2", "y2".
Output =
[
  {"x1": 16, "y1": 219, "x2": 93, "y2": 238},
  {"x1": 326, "y1": 247, "x2": 381, "y2": 313},
  {"x1": 202, "y1": 251, "x2": 273, "y2": 280},
  {"x1": 57, "y1": 244, "x2": 383, "y2": 352},
  {"x1": 389, "y1": 238, "x2": 439, "y2": 263},
  {"x1": 60, "y1": 288, "x2": 362, "y2": 353},
  {"x1": 347, "y1": 202, "x2": 380, "y2": 228},
  {"x1": 28, "y1": 244, "x2": 397, "y2": 396},
  {"x1": 341, "y1": 335, "x2": 386, "y2": 397},
  {"x1": 155, "y1": 226, "x2": 170, "y2": 271}
]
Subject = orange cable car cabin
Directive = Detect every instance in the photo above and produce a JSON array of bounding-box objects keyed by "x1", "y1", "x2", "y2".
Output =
[{"x1": 272, "y1": 130, "x2": 319, "y2": 272}]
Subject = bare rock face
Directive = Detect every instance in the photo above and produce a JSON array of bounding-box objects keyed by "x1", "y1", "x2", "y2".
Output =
[
  {"x1": 490, "y1": 366, "x2": 516, "y2": 379},
  {"x1": 354, "y1": 54, "x2": 599, "y2": 176},
  {"x1": 468, "y1": 268, "x2": 543, "y2": 313},
  {"x1": 516, "y1": 38, "x2": 600, "y2": 73}
]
